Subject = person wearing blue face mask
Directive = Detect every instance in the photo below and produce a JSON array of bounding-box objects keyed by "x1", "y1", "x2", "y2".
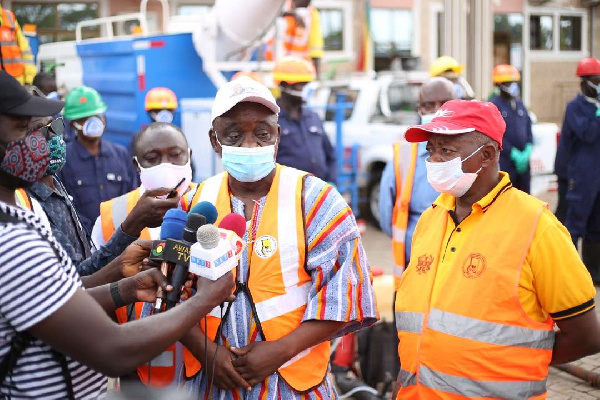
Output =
[
  {"x1": 181, "y1": 76, "x2": 377, "y2": 399},
  {"x1": 379, "y1": 77, "x2": 454, "y2": 290},
  {"x1": 58, "y1": 86, "x2": 138, "y2": 233},
  {"x1": 490, "y1": 64, "x2": 533, "y2": 193}
]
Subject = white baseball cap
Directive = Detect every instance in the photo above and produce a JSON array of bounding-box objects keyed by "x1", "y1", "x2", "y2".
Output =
[{"x1": 211, "y1": 76, "x2": 280, "y2": 123}]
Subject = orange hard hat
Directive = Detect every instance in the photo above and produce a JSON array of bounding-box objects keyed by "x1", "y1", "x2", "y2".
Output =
[
  {"x1": 145, "y1": 87, "x2": 178, "y2": 111},
  {"x1": 231, "y1": 71, "x2": 265, "y2": 84},
  {"x1": 492, "y1": 64, "x2": 520, "y2": 84},
  {"x1": 272, "y1": 56, "x2": 316, "y2": 86},
  {"x1": 576, "y1": 57, "x2": 600, "y2": 77}
]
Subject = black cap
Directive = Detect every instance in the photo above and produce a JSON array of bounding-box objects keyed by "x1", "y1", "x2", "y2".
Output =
[{"x1": 0, "y1": 71, "x2": 65, "y2": 117}]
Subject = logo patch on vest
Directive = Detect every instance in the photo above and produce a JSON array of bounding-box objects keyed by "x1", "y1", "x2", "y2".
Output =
[
  {"x1": 416, "y1": 254, "x2": 434, "y2": 274},
  {"x1": 463, "y1": 253, "x2": 486, "y2": 278},
  {"x1": 254, "y1": 235, "x2": 278, "y2": 259}
]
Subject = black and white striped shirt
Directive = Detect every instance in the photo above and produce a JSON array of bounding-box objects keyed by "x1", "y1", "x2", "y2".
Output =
[{"x1": 0, "y1": 202, "x2": 107, "y2": 399}]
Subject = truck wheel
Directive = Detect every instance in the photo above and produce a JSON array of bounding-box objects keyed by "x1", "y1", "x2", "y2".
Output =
[{"x1": 369, "y1": 180, "x2": 381, "y2": 225}]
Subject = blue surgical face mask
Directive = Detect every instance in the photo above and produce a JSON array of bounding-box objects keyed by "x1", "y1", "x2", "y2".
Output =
[
  {"x1": 420, "y1": 113, "x2": 436, "y2": 125},
  {"x1": 154, "y1": 110, "x2": 174, "y2": 123},
  {"x1": 501, "y1": 82, "x2": 520, "y2": 98},
  {"x1": 216, "y1": 136, "x2": 276, "y2": 182}
]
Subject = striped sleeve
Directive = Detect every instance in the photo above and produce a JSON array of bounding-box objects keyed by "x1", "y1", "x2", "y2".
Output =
[
  {"x1": 302, "y1": 177, "x2": 378, "y2": 334},
  {"x1": 0, "y1": 225, "x2": 79, "y2": 332}
]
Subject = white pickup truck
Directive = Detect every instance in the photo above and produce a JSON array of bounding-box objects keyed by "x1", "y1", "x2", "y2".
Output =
[{"x1": 307, "y1": 72, "x2": 559, "y2": 222}]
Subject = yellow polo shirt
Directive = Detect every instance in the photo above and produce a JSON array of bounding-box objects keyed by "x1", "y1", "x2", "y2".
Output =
[{"x1": 428, "y1": 172, "x2": 595, "y2": 322}]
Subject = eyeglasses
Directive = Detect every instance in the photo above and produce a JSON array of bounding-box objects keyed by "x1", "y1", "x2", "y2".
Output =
[{"x1": 38, "y1": 117, "x2": 65, "y2": 138}]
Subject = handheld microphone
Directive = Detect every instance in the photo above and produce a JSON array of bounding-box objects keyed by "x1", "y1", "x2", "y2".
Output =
[
  {"x1": 189, "y1": 201, "x2": 218, "y2": 225},
  {"x1": 189, "y1": 213, "x2": 247, "y2": 281},
  {"x1": 165, "y1": 213, "x2": 207, "y2": 310},
  {"x1": 153, "y1": 209, "x2": 187, "y2": 314}
]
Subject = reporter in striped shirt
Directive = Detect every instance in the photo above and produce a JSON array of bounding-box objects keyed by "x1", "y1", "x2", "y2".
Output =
[{"x1": 0, "y1": 71, "x2": 236, "y2": 399}]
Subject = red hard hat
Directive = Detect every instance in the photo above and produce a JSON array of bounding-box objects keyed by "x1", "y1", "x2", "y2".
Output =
[{"x1": 576, "y1": 57, "x2": 600, "y2": 77}]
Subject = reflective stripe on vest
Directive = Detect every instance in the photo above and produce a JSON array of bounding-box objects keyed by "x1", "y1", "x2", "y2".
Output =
[
  {"x1": 14, "y1": 188, "x2": 32, "y2": 211},
  {"x1": 395, "y1": 186, "x2": 553, "y2": 399},
  {"x1": 391, "y1": 142, "x2": 418, "y2": 290},
  {"x1": 400, "y1": 365, "x2": 547, "y2": 398},
  {"x1": 0, "y1": 8, "x2": 25, "y2": 78},
  {"x1": 114, "y1": 303, "x2": 176, "y2": 387},
  {"x1": 185, "y1": 165, "x2": 330, "y2": 392}
]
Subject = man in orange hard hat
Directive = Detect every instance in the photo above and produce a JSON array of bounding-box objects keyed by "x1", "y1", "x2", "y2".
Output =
[
  {"x1": 490, "y1": 64, "x2": 533, "y2": 193},
  {"x1": 272, "y1": 56, "x2": 336, "y2": 182},
  {"x1": 555, "y1": 57, "x2": 600, "y2": 284},
  {"x1": 145, "y1": 87, "x2": 178, "y2": 124}
]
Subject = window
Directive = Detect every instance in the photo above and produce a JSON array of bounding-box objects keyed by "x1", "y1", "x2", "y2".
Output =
[
  {"x1": 529, "y1": 15, "x2": 553, "y2": 50},
  {"x1": 177, "y1": 5, "x2": 211, "y2": 16},
  {"x1": 559, "y1": 16, "x2": 582, "y2": 51},
  {"x1": 370, "y1": 8, "x2": 412, "y2": 56},
  {"x1": 320, "y1": 8, "x2": 343, "y2": 51},
  {"x1": 13, "y1": 2, "x2": 99, "y2": 43},
  {"x1": 493, "y1": 13, "x2": 523, "y2": 69}
]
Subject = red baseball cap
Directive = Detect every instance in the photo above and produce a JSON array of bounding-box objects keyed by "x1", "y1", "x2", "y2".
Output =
[{"x1": 404, "y1": 99, "x2": 506, "y2": 149}]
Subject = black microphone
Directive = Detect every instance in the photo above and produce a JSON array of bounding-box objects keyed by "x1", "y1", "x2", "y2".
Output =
[{"x1": 165, "y1": 213, "x2": 206, "y2": 310}]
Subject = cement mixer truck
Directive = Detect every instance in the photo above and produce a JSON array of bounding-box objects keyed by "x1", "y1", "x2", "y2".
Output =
[{"x1": 36, "y1": 0, "x2": 287, "y2": 181}]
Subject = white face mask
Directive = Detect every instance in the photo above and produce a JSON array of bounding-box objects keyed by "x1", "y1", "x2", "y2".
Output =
[
  {"x1": 136, "y1": 152, "x2": 192, "y2": 197},
  {"x1": 73, "y1": 116, "x2": 105, "y2": 138},
  {"x1": 425, "y1": 145, "x2": 484, "y2": 198}
]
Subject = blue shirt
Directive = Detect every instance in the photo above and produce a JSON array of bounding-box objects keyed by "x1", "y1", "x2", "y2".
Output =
[
  {"x1": 276, "y1": 107, "x2": 337, "y2": 182},
  {"x1": 26, "y1": 178, "x2": 137, "y2": 276},
  {"x1": 58, "y1": 138, "x2": 138, "y2": 233},
  {"x1": 379, "y1": 142, "x2": 439, "y2": 262},
  {"x1": 490, "y1": 95, "x2": 533, "y2": 170},
  {"x1": 555, "y1": 94, "x2": 600, "y2": 181}
]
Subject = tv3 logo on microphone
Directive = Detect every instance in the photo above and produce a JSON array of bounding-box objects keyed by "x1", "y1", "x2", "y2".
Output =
[{"x1": 191, "y1": 250, "x2": 234, "y2": 269}]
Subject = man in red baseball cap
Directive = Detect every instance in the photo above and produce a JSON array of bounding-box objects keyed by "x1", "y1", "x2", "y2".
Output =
[
  {"x1": 554, "y1": 57, "x2": 600, "y2": 286},
  {"x1": 393, "y1": 99, "x2": 600, "y2": 399}
]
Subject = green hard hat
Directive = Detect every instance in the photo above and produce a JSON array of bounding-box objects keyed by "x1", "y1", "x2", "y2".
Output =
[{"x1": 63, "y1": 85, "x2": 107, "y2": 120}]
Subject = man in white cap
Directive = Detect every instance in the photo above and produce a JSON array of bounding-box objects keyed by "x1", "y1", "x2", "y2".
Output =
[{"x1": 180, "y1": 76, "x2": 378, "y2": 398}]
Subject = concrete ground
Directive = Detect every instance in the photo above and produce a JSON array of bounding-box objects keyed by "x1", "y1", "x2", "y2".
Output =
[{"x1": 359, "y1": 189, "x2": 600, "y2": 399}]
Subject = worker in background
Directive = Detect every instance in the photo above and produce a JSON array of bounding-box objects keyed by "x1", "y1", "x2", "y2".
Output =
[
  {"x1": 490, "y1": 64, "x2": 533, "y2": 193},
  {"x1": 32, "y1": 72, "x2": 58, "y2": 98},
  {"x1": 180, "y1": 76, "x2": 377, "y2": 398},
  {"x1": 58, "y1": 86, "x2": 138, "y2": 233},
  {"x1": 555, "y1": 57, "x2": 600, "y2": 285},
  {"x1": 273, "y1": 56, "x2": 336, "y2": 182},
  {"x1": 145, "y1": 87, "x2": 178, "y2": 124},
  {"x1": 93, "y1": 122, "x2": 197, "y2": 388},
  {"x1": 379, "y1": 77, "x2": 454, "y2": 288},
  {"x1": 267, "y1": 0, "x2": 324, "y2": 77},
  {"x1": 393, "y1": 99, "x2": 599, "y2": 398},
  {"x1": 0, "y1": 3, "x2": 36, "y2": 85},
  {"x1": 231, "y1": 70, "x2": 265, "y2": 84},
  {"x1": 429, "y1": 55, "x2": 475, "y2": 100}
]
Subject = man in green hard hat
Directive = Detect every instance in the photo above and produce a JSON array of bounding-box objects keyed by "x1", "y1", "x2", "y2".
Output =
[{"x1": 58, "y1": 85, "x2": 138, "y2": 233}]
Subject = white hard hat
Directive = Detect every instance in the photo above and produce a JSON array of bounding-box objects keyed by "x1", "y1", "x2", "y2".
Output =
[{"x1": 211, "y1": 76, "x2": 279, "y2": 123}]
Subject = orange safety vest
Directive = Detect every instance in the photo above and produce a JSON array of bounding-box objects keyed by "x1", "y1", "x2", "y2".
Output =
[
  {"x1": 184, "y1": 165, "x2": 331, "y2": 392},
  {"x1": 99, "y1": 184, "x2": 198, "y2": 242},
  {"x1": 395, "y1": 188, "x2": 554, "y2": 399},
  {"x1": 265, "y1": 6, "x2": 313, "y2": 61},
  {"x1": 391, "y1": 142, "x2": 418, "y2": 290},
  {"x1": 14, "y1": 188, "x2": 32, "y2": 210},
  {"x1": 0, "y1": 8, "x2": 25, "y2": 78},
  {"x1": 107, "y1": 184, "x2": 196, "y2": 387},
  {"x1": 114, "y1": 303, "x2": 177, "y2": 387}
]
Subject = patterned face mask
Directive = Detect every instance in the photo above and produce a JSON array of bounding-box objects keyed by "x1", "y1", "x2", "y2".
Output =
[
  {"x1": 45, "y1": 134, "x2": 66, "y2": 175},
  {"x1": 0, "y1": 130, "x2": 49, "y2": 183}
]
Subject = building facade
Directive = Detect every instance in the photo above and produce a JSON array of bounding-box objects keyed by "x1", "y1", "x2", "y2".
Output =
[{"x1": 6, "y1": 0, "x2": 599, "y2": 122}]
